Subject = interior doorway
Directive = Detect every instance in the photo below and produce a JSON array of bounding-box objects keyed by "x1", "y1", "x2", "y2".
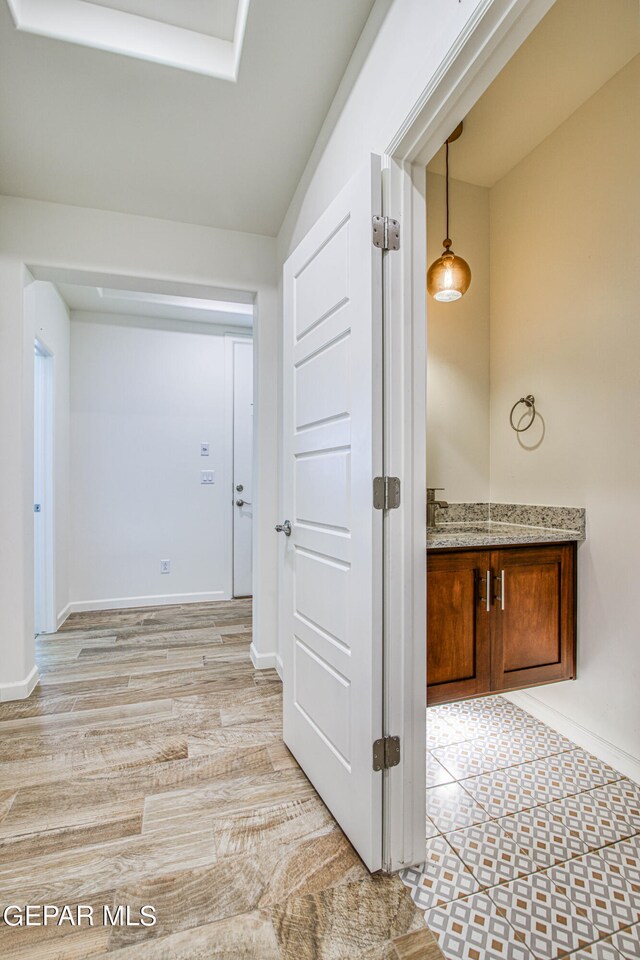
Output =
[
  {"x1": 33, "y1": 339, "x2": 55, "y2": 635},
  {"x1": 230, "y1": 336, "x2": 254, "y2": 598},
  {"x1": 28, "y1": 268, "x2": 258, "y2": 623},
  {"x1": 392, "y1": 0, "x2": 640, "y2": 953}
]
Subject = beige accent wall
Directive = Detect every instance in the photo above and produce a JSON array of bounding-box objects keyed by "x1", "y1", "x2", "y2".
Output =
[
  {"x1": 426, "y1": 173, "x2": 490, "y2": 503},
  {"x1": 489, "y1": 54, "x2": 640, "y2": 764}
]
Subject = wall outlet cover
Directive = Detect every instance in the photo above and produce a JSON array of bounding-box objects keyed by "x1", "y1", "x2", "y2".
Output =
[
  {"x1": 160, "y1": 559, "x2": 171, "y2": 574},
  {"x1": 200, "y1": 443, "x2": 210, "y2": 456}
]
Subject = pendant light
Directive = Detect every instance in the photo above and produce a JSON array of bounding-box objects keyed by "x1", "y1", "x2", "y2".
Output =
[{"x1": 427, "y1": 121, "x2": 472, "y2": 302}]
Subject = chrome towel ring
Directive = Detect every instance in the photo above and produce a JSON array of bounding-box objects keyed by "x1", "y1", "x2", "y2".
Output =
[{"x1": 510, "y1": 394, "x2": 536, "y2": 432}]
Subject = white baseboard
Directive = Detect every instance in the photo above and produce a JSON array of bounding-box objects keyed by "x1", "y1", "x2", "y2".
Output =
[
  {"x1": 506, "y1": 691, "x2": 640, "y2": 785},
  {"x1": 66, "y1": 590, "x2": 229, "y2": 614},
  {"x1": 0, "y1": 664, "x2": 40, "y2": 702},
  {"x1": 57, "y1": 603, "x2": 71, "y2": 629},
  {"x1": 250, "y1": 643, "x2": 281, "y2": 677}
]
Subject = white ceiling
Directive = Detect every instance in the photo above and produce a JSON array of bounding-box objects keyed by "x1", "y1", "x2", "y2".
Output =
[
  {"x1": 0, "y1": 0, "x2": 376, "y2": 235},
  {"x1": 57, "y1": 282, "x2": 254, "y2": 327},
  {"x1": 426, "y1": 0, "x2": 640, "y2": 186}
]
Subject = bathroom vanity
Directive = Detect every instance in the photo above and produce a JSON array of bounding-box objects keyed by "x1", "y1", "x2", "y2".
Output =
[{"x1": 426, "y1": 505, "x2": 584, "y2": 705}]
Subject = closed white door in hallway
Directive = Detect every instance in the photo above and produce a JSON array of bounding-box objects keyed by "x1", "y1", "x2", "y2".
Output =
[{"x1": 232, "y1": 337, "x2": 254, "y2": 598}]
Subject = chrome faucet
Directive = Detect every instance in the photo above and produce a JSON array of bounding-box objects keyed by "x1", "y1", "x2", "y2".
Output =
[{"x1": 427, "y1": 488, "x2": 449, "y2": 528}]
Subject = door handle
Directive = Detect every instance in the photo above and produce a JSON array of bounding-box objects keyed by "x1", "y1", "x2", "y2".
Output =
[
  {"x1": 236, "y1": 499, "x2": 245, "y2": 507},
  {"x1": 275, "y1": 520, "x2": 292, "y2": 537},
  {"x1": 494, "y1": 569, "x2": 505, "y2": 610},
  {"x1": 478, "y1": 570, "x2": 491, "y2": 612}
]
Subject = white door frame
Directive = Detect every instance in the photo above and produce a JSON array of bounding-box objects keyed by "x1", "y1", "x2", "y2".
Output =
[
  {"x1": 33, "y1": 338, "x2": 56, "y2": 635},
  {"x1": 224, "y1": 332, "x2": 254, "y2": 598},
  {"x1": 382, "y1": 0, "x2": 557, "y2": 870}
]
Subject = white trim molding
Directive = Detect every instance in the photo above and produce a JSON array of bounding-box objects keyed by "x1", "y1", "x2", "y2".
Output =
[
  {"x1": 388, "y1": 0, "x2": 556, "y2": 165},
  {"x1": 6, "y1": 0, "x2": 251, "y2": 80},
  {"x1": 381, "y1": 0, "x2": 564, "y2": 874},
  {"x1": 0, "y1": 664, "x2": 39, "y2": 702},
  {"x1": 57, "y1": 602, "x2": 72, "y2": 629},
  {"x1": 506, "y1": 691, "x2": 640, "y2": 785},
  {"x1": 249, "y1": 642, "x2": 282, "y2": 677},
  {"x1": 67, "y1": 590, "x2": 229, "y2": 614}
]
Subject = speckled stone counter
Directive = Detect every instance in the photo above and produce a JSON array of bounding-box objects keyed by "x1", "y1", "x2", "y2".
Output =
[{"x1": 428, "y1": 503, "x2": 585, "y2": 550}]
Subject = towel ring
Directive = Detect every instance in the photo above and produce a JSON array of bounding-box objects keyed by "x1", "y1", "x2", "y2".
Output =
[{"x1": 509, "y1": 395, "x2": 536, "y2": 432}]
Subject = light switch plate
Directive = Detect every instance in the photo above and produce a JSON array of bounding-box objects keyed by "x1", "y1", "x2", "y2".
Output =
[{"x1": 201, "y1": 470, "x2": 215, "y2": 484}]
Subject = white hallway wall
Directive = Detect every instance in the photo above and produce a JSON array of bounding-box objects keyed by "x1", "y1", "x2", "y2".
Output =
[
  {"x1": 0, "y1": 196, "x2": 278, "y2": 698},
  {"x1": 278, "y1": 0, "x2": 488, "y2": 259},
  {"x1": 69, "y1": 313, "x2": 241, "y2": 611}
]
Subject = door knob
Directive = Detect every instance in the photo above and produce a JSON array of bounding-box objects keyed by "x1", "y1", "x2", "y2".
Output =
[
  {"x1": 275, "y1": 520, "x2": 292, "y2": 537},
  {"x1": 236, "y1": 499, "x2": 245, "y2": 507}
]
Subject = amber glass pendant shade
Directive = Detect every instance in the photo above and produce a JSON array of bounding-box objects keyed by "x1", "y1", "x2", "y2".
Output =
[
  {"x1": 427, "y1": 123, "x2": 472, "y2": 302},
  {"x1": 427, "y1": 241, "x2": 471, "y2": 302}
]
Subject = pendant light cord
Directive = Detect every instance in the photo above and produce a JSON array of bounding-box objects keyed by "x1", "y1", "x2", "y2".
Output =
[{"x1": 445, "y1": 138, "x2": 450, "y2": 243}]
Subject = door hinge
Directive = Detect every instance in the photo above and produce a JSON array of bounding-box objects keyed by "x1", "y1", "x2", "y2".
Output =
[
  {"x1": 373, "y1": 736, "x2": 401, "y2": 771},
  {"x1": 372, "y1": 215, "x2": 400, "y2": 251},
  {"x1": 373, "y1": 476, "x2": 400, "y2": 510}
]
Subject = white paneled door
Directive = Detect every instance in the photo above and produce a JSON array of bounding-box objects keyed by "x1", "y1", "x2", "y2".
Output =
[
  {"x1": 232, "y1": 338, "x2": 254, "y2": 598},
  {"x1": 281, "y1": 156, "x2": 384, "y2": 871}
]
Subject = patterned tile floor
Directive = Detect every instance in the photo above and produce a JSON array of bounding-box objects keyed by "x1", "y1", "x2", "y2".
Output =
[{"x1": 401, "y1": 695, "x2": 640, "y2": 960}]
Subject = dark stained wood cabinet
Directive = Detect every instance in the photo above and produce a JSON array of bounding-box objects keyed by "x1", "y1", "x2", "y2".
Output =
[
  {"x1": 427, "y1": 550, "x2": 491, "y2": 705},
  {"x1": 427, "y1": 542, "x2": 576, "y2": 705}
]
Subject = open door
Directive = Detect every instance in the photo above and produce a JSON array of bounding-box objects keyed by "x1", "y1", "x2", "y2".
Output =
[{"x1": 280, "y1": 156, "x2": 384, "y2": 871}]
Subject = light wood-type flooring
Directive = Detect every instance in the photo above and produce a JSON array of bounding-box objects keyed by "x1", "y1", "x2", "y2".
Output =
[{"x1": 0, "y1": 600, "x2": 441, "y2": 959}]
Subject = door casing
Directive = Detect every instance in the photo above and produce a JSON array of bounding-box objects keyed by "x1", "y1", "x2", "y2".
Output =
[{"x1": 382, "y1": 0, "x2": 559, "y2": 870}]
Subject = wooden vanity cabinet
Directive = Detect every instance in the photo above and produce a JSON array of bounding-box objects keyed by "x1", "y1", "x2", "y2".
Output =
[
  {"x1": 426, "y1": 551, "x2": 491, "y2": 705},
  {"x1": 427, "y1": 542, "x2": 576, "y2": 705}
]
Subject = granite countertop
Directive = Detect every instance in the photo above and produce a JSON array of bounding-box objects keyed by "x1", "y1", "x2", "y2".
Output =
[{"x1": 427, "y1": 503, "x2": 586, "y2": 550}]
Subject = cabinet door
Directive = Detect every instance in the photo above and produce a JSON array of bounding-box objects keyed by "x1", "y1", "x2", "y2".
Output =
[
  {"x1": 427, "y1": 550, "x2": 491, "y2": 705},
  {"x1": 491, "y1": 543, "x2": 576, "y2": 692}
]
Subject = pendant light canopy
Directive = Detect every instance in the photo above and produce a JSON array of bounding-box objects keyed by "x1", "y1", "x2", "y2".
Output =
[{"x1": 427, "y1": 121, "x2": 472, "y2": 302}]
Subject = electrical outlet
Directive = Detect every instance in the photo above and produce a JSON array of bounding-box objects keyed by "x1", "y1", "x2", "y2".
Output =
[
  {"x1": 200, "y1": 470, "x2": 215, "y2": 484},
  {"x1": 160, "y1": 559, "x2": 171, "y2": 574},
  {"x1": 200, "y1": 443, "x2": 210, "y2": 456}
]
